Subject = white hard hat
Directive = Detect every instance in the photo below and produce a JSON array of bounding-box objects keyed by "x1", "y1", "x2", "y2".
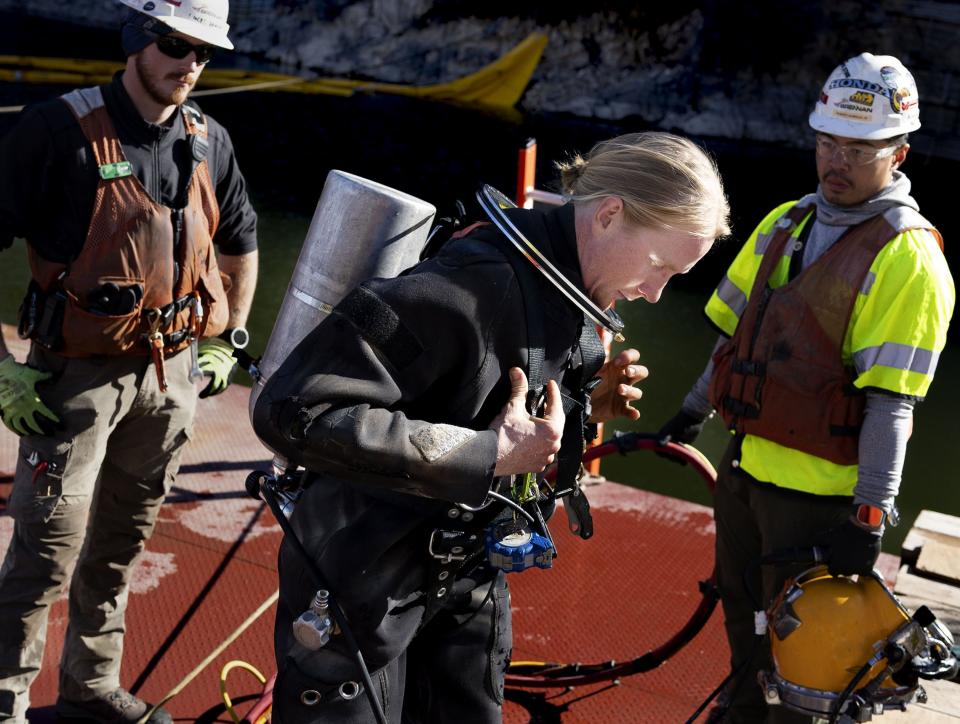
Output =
[
  {"x1": 808, "y1": 52, "x2": 920, "y2": 140},
  {"x1": 118, "y1": 0, "x2": 233, "y2": 50}
]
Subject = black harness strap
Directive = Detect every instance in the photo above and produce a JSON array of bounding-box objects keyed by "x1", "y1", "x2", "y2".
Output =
[
  {"x1": 420, "y1": 234, "x2": 548, "y2": 619},
  {"x1": 488, "y1": 233, "x2": 605, "y2": 540},
  {"x1": 554, "y1": 322, "x2": 605, "y2": 539},
  {"x1": 421, "y1": 227, "x2": 605, "y2": 618},
  {"x1": 492, "y1": 236, "x2": 547, "y2": 413}
]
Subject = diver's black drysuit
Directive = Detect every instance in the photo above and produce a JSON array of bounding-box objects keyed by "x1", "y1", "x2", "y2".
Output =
[{"x1": 253, "y1": 203, "x2": 604, "y2": 723}]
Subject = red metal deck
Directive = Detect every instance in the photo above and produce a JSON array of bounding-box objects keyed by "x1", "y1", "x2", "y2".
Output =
[{"x1": 0, "y1": 326, "x2": 892, "y2": 722}]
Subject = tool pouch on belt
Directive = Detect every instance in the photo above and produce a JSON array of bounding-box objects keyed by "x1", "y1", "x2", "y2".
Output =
[
  {"x1": 18, "y1": 279, "x2": 50, "y2": 343},
  {"x1": 21, "y1": 283, "x2": 68, "y2": 353},
  {"x1": 59, "y1": 281, "x2": 147, "y2": 357}
]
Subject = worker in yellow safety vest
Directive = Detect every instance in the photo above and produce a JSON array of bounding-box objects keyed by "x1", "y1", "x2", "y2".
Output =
[{"x1": 658, "y1": 52, "x2": 955, "y2": 723}]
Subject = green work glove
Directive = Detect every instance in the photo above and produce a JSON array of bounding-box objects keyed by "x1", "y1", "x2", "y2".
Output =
[
  {"x1": 0, "y1": 355, "x2": 60, "y2": 436},
  {"x1": 197, "y1": 338, "x2": 238, "y2": 399}
]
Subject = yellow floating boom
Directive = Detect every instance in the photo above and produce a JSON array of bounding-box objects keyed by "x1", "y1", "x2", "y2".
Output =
[{"x1": 0, "y1": 32, "x2": 547, "y2": 111}]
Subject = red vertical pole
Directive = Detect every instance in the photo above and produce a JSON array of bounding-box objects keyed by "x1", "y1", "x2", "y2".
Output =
[{"x1": 516, "y1": 138, "x2": 537, "y2": 208}]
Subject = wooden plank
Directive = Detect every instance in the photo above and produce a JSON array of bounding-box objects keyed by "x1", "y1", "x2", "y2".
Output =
[
  {"x1": 913, "y1": 510, "x2": 960, "y2": 540},
  {"x1": 917, "y1": 539, "x2": 960, "y2": 585},
  {"x1": 895, "y1": 565, "x2": 960, "y2": 608},
  {"x1": 894, "y1": 565, "x2": 960, "y2": 636},
  {"x1": 902, "y1": 510, "x2": 960, "y2": 566}
]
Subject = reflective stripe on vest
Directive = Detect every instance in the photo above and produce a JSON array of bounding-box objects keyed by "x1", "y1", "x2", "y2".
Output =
[
  {"x1": 27, "y1": 86, "x2": 229, "y2": 358},
  {"x1": 708, "y1": 202, "x2": 939, "y2": 470},
  {"x1": 705, "y1": 201, "x2": 809, "y2": 334}
]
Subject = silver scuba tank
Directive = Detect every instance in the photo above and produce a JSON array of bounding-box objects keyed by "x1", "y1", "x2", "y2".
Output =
[{"x1": 248, "y1": 170, "x2": 436, "y2": 424}]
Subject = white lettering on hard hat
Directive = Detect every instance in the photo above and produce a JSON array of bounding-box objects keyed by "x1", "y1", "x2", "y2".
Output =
[{"x1": 828, "y1": 78, "x2": 888, "y2": 96}]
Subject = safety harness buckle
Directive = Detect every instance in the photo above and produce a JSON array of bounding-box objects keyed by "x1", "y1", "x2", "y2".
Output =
[{"x1": 428, "y1": 529, "x2": 474, "y2": 564}]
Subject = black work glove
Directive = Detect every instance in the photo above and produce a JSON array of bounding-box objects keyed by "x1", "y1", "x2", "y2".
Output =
[
  {"x1": 655, "y1": 409, "x2": 708, "y2": 466},
  {"x1": 824, "y1": 517, "x2": 882, "y2": 577},
  {"x1": 657, "y1": 409, "x2": 707, "y2": 446}
]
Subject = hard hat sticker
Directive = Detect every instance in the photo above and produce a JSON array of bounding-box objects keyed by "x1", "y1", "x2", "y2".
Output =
[
  {"x1": 892, "y1": 88, "x2": 917, "y2": 114},
  {"x1": 879, "y1": 66, "x2": 900, "y2": 89}
]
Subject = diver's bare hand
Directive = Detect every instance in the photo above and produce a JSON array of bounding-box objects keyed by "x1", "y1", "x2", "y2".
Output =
[
  {"x1": 490, "y1": 368, "x2": 564, "y2": 476},
  {"x1": 589, "y1": 348, "x2": 647, "y2": 423}
]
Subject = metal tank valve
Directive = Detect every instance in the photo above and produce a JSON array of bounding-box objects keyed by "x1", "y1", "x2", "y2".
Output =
[{"x1": 292, "y1": 589, "x2": 336, "y2": 650}]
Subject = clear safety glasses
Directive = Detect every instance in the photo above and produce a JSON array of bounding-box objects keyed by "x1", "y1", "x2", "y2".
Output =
[{"x1": 815, "y1": 135, "x2": 899, "y2": 167}]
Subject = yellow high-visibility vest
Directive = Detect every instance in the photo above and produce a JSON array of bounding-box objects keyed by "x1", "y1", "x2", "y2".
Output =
[{"x1": 704, "y1": 200, "x2": 954, "y2": 495}]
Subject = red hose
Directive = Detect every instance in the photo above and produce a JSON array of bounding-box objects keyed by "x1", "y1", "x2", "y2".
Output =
[
  {"x1": 506, "y1": 432, "x2": 719, "y2": 689},
  {"x1": 239, "y1": 433, "x2": 719, "y2": 715},
  {"x1": 241, "y1": 673, "x2": 275, "y2": 723}
]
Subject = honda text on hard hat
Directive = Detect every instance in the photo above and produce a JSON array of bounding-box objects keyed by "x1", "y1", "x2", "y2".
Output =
[
  {"x1": 117, "y1": 0, "x2": 233, "y2": 49},
  {"x1": 809, "y1": 52, "x2": 920, "y2": 140}
]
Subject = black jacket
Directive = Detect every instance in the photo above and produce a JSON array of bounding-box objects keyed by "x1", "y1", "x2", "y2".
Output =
[
  {"x1": 254, "y1": 202, "x2": 600, "y2": 669},
  {"x1": 254, "y1": 203, "x2": 592, "y2": 508},
  {"x1": 0, "y1": 72, "x2": 257, "y2": 262}
]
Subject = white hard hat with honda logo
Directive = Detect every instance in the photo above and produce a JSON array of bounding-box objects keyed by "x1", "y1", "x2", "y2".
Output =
[
  {"x1": 808, "y1": 52, "x2": 920, "y2": 140},
  {"x1": 118, "y1": 0, "x2": 233, "y2": 50}
]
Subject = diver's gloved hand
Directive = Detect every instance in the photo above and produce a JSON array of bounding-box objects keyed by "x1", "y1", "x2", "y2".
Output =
[
  {"x1": 0, "y1": 355, "x2": 60, "y2": 436},
  {"x1": 824, "y1": 514, "x2": 882, "y2": 577},
  {"x1": 197, "y1": 338, "x2": 238, "y2": 399}
]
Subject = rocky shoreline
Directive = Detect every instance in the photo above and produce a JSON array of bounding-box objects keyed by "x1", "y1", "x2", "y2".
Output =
[{"x1": 2, "y1": 0, "x2": 959, "y2": 161}]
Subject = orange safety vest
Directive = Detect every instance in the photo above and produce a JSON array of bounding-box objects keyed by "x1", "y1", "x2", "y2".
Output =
[
  {"x1": 709, "y1": 203, "x2": 939, "y2": 466},
  {"x1": 27, "y1": 86, "x2": 229, "y2": 360}
]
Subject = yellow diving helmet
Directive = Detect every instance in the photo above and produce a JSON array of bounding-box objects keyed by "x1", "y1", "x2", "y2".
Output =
[{"x1": 759, "y1": 566, "x2": 957, "y2": 722}]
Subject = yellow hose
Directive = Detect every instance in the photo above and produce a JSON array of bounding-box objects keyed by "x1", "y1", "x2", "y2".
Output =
[
  {"x1": 135, "y1": 589, "x2": 279, "y2": 724},
  {"x1": 220, "y1": 660, "x2": 267, "y2": 724}
]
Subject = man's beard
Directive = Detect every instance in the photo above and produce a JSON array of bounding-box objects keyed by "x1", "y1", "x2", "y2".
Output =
[{"x1": 135, "y1": 52, "x2": 196, "y2": 107}]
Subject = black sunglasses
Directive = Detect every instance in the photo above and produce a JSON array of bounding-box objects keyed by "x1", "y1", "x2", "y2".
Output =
[{"x1": 155, "y1": 35, "x2": 216, "y2": 65}]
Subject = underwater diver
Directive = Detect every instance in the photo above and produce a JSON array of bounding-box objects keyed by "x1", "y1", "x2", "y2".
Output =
[
  {"x1": 658, "y1": 52, "x2": 955, "y2": 723},
  {"x1": 252, "y1": 131, "x2": 731, "y2": 722},
  {"x1": 0, "y1": 1, "x2": 257, "y2": 721}
]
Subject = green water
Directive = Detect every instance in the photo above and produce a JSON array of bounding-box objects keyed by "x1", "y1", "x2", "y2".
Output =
[{"x1": 2, "y1": 199, "x2": 957, "y2": 554}]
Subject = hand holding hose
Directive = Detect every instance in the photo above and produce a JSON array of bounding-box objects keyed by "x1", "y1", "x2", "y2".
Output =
[
  {"x1": 657, "y1": 408, "x2": 708, "y2": 446},
  {"x1": 0, "y1": 356, "x2": 60, "y2": 436}
]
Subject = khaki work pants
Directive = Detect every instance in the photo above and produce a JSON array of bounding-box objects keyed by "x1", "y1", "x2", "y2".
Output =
[
  {"x1": 0, "y1": 345, "x2": 196, "y2": 723},
  {"x1": 714, "y1": 439, "x2": 851, "y2": 724}
]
